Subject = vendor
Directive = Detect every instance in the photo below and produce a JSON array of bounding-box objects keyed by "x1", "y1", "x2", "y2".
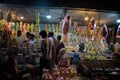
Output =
[{"x1": 71, "y1": 50, "x2": 80, "y2": 64}]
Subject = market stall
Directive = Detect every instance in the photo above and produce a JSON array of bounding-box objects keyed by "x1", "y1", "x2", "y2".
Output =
[{"x1": 0, "y1": 5, "x2": 120, "y2": 80}]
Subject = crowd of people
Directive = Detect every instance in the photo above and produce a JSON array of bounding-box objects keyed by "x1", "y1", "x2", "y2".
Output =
[
  {"x1": 1, "y1": 29, "x2": 120, "y2": 80},
  {"x1": 0, "y1": 30, "x2": 70, "y2": 80}
]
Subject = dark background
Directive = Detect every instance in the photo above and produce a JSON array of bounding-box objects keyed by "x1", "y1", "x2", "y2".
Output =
[{"x1": 0, "y1": 0, "x2": 120, "y2": 12}]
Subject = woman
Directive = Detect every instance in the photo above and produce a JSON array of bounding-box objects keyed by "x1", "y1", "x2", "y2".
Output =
[
  {"x1": 58, "y1": 48, "x2": 69, "y2": 68},
  {"x1": 56, "y1": 35, "x2": 65, "y2": 64}
]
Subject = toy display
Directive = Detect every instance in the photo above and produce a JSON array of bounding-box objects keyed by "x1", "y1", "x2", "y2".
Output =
[{"x1": 62, "y1": 15, "x2": 71, "y2": 42}]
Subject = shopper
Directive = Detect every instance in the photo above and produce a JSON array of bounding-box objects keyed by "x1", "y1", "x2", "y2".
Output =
[
  {"x1": 29, "y1": 34, "x2": 36, "y2": 52},
  {"x1": 48, "y1": 32, "x2": 58, "y2": 65},
  {"x1": 4, "y1": 56, "x2": 17, "y2": 80},
  {"x1": 58, "y1": 48, "x2": 69, "y2": 68},
  {"x1": 24, "y1": 32, "x2": 31, "y2": 42},
  {"x1": 14, "y1": 30, "x2": 24, "y2": 47},
  {"x1": 56, "y1": 35, "x2": 65, "y2": 64},
  {"x1": 39, "y1": 30, "x2": 52, "y2": 79}
]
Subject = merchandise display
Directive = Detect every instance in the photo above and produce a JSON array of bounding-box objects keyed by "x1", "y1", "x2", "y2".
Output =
[{"x1": 0, "y1": 7, "x2": 120, "y2": 80}]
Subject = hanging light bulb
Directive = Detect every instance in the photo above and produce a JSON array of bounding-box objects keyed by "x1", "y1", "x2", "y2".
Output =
[
  {"x1": 20, "y1": 16, "x2": 24, "y2": 19},
  {"x1": 46, "y1": 15, "x2": 51, "y2": 19},
  {"x1": 84, "y1": 13, "x2": 89, "y2": 21},
  {"x1": 117, "y1": 19, "x2": 120, "y2": 23},
  {"x1": 46, "y1": 10, "x2": 51, "y2": 19},
  {"x1": 85, "y1": 16, "x2": 89, "y2": 21}
]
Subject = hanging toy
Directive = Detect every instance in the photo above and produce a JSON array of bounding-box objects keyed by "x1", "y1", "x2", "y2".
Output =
[
  {"x1": 15, "y1": 22, "x2": 20, "y2": 31},
  {"x1": 56, "y1": 24, "x2": 59, "y2": 33},
  {"x1": 27, "y1": 23, "x2": 31, "y2": 32},
  {"x1": 22, "y1": 23, "x2": 27, "y2": 40},
  {"x1": 88, "y1": 17, "x2": 96, "y2": 35},
  {"x1": 7, "y1": 11, "x2": 12, "y2": 22},
  {"x1": 116, "y1": 25, "x2": 120, "y2": 38},
  {"x1": 3, "y1": 22, "x2": 12, "y2": 43},
  {"x1": 20, "y1": 22, "x2": 23, "y2": 31},
  {"x1": 52, "y1": 24, "x2": 55, "y2": 32},
  {"x1": 30, "y1": 23, "x2": 34, "y2": 32},
  {"x1": 62, "y1": 15, "x2": 71, "y2": 42},
  {"x1": 74, "y1": 22, "x2": 81, "y2": 36},
  {"x1": 102, "y1": 24, "x2": 108, "y2": 37}
]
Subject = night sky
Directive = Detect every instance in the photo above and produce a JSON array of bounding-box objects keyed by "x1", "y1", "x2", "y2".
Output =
[{"x1": 0, "y1": 0, "x2": 120, "y2": 12}]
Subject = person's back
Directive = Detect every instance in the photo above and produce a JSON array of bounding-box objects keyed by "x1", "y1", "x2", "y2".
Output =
[
  {"x1": 72, "y1": 52, "x2": 80, "y2": 64},
  {"x1": 56, "y1": 35, "x2": 65, "y2": 64},
  {"x1": 15, "y1": 36, "x2": 24, "y2": 46},
  {"x1": 48, "y1": 32, "x2": 58, "y2": 64},
  {"x1": 39, "y1": 30, "x2": 52, "y2": 79},
  {"x1": 29, "y1": 34, "x2": 36, "y2": 53},
  {"x1": 14, "y1": 30, "x2": 24, "y2": 47},
  {"x1": 56, "y1": 35, "x2": 65, "y2": 51},
  {"x1": 41, "y1": 38, "x2": 52, "y2": 60}
]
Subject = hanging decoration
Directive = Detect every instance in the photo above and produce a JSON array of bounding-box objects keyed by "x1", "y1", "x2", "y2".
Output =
[
  {"x1": 0, "y1": 19, "x2": 7, "y2": 26},
  {"x1": 30, "y1": 23, "x2": 34, "y2": 32},
  {"x1": 52, "y1": 24, "x2": 55, "y2": 32},
  {"x1": 0, "y1": 9, "x2": 3, "y2": 20},
  {"x1": 88, "y1": 17, "x2": 96, "y2": 30},
  {"x1": 40, "y1": 24, "x2": 44, "y2": 31},
  {"x1": 20, "y1": 22, "x2": 23, "y2": 31},
  {"x1": 3, "y1": 22, "x2": 12, "y2": 42},
  {"x1": 27, "y1": 23, "x2": 31, "y2": 32},
  {"x1": 62, "y1": 15, "x2": 71, "y2": 42},
  {"x1": 73, "y1": 22, "x2": 81, "y2": 36},
  {"x1": 23, "y1": 23, "x2": 27, "y2": 36},
  {"x1": 116, "y1": 25, "x2": 120, "y2": 38},
  {"x1": 102, "y1": 24, "x2": 108, "y2": 38},
  {"x1": 7, "y1": 11, "x2": 12, "y2": 22},
  {"x1": 88, "y1": 17, "x2": 96, "y2": 35},
  {"x1": 15, "y1": 22, "x2": 20, "y2": 31},
  {"x1": 56, "y1": 24, "x2": 59, "y2": 33},
  {"x1": 111, "y1": 27, "x2": 114, "y2": 42},
  {"x1": 48, "y1": 24, "x2": 51, "y2": 32},
  {"x1": 11, "y1": 23, "x2": 16, "y2": 39},
  {"x1": 35, "y1": 11, "x2": 40, "y2": 32}
]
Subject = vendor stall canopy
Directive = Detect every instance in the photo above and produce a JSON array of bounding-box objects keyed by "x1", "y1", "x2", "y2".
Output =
[{"x1": 0, "y1": 3, "x2": 120, "y2": 25}]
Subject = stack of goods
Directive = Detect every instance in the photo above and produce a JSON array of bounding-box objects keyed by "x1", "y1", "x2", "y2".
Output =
[
  {"x1": 42, "y1": 66, "x2": 79, "y2": 80},
  {"x1": 84, "y1": 40, "x2": 106, "y2": 60},
  {"x1": 42, "y1": 69, "x2": 53, "y2": 80},
  {"x1": 65, "y1": 46, "x2": 74, "y2": 52}
]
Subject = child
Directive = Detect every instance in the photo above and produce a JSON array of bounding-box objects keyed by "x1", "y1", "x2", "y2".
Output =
[{"x1": 58, "y1": 48, "x2": 69, "y2": 68}]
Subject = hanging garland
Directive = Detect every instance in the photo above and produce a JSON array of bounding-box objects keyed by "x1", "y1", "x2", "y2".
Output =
[
  {"x1": 30, "y1": 23, "x2": 34, "y2": 32},
  {"x1": 27, "y1": 23, "x2": 31, "y2": 32},
  {"x1": 35, "y1": 11, "x2": 40, "y2": 32}
]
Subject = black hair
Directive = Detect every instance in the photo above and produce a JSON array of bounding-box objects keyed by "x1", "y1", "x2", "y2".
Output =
[
  {"x1": 30, "y1": 34, "x2": 35, "y2": 40},
  {"x1": 48, "y1": 32, "x2": 54, "y2": 37},
  {"x1": 57, "y1": 35, "x2": 61, "y2": 41},
  {"x1": 26, "y1": 32, "x2": 30, "y2": 38},
  {"x1": 39, "y1": 30, "x2": 47, "y2": 38},
  {"x1": 17, "y1": 30, "x2": 22, "y2": 36}
]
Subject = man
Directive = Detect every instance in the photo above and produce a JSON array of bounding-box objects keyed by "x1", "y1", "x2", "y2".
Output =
[
  {"x1": 39, "y1": 30, "x2": 52, "y2": 79},
  {"x1": 48, "y1": 32, "x2": 58, "y2": 65}
]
